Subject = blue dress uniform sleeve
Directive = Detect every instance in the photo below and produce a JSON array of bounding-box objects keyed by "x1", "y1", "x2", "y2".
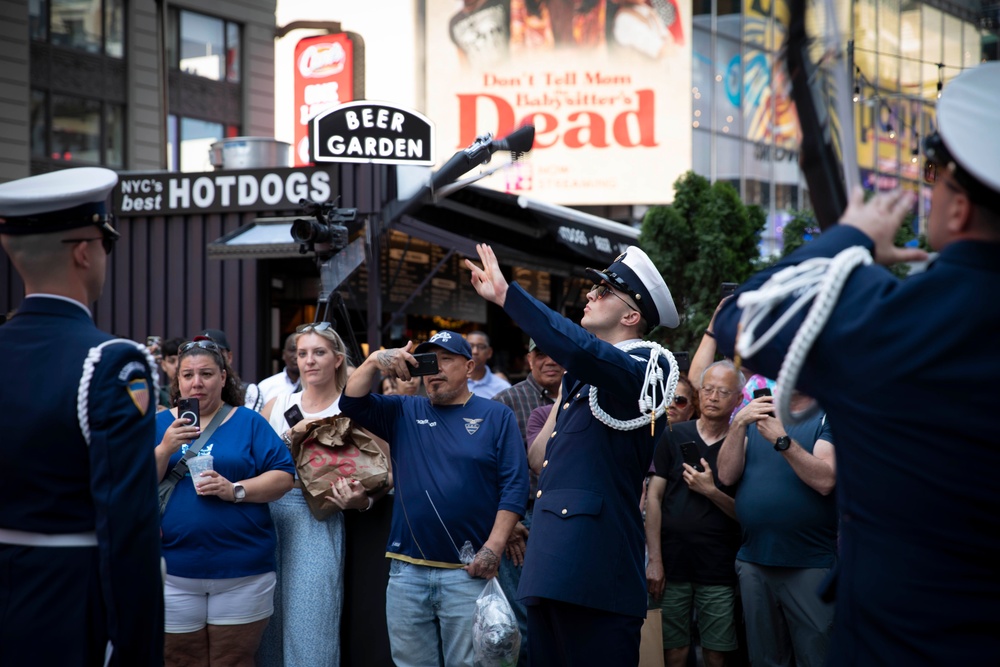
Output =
[
  {"x1": 81, "y1": 340, "x2": 164, "y2": 666},
  {"x1": 714, "y1": 224, "x2": 878, "y2": 392},
  {"x1": 504, "y1": 283, "x2": 654, "y2": 399}
]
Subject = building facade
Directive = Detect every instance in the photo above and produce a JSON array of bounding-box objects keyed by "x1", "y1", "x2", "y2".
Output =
[{"x1": 0, "y1": 0, "x2": 277, "y2": 182}]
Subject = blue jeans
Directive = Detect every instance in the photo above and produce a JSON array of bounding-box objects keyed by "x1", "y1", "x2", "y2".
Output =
[{"x1": 386, "y1": 559, "x2": 487, "y2": 667}]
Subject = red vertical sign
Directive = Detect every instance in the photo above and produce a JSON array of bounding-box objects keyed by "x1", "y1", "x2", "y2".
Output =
[{"x1": 293, "y1": 33, "x2": 354, "y2": 167}]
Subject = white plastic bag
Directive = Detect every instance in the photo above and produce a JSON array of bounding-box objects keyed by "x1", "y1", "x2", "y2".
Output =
[{"x1": 472, "y1": 578, "x2": 521, "y2": 667}]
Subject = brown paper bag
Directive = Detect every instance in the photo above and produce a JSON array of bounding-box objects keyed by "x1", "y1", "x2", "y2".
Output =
[
  {"x1": 288, "y1": 416, "x2": 390, "y2": 521},
  {"x1": 639, "y1": 608, "x2": 664, "y2": 667}
]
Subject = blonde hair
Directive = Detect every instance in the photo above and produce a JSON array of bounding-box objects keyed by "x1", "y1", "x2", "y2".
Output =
[{"x1": 295, "y1": 325, "x2": 350, "y2": 390}]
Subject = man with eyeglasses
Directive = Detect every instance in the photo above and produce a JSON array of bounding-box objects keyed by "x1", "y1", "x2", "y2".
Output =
[
  {"x1": 0, "y1": 168, "x2": 164, "y2": 665},
  {"x1": 714, "y1": 62, "x2": 1000, "y2": 664},
  {"x1": 645, "y1": 361, "x2": 745, "y2": 667},
  {"x1": 466, "y1": 331, "x2": 512, "y2": 398},
  {"x1": 467, "y1": 243, "x2": 679, "y2": 667}
]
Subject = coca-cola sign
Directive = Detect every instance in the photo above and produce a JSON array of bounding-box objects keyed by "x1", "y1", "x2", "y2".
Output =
[{"x1": 293, "y1": 34, "x2": 354, "y2": 167}]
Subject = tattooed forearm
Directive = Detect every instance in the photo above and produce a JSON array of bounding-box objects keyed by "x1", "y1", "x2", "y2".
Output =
[{"x1": 376, "y1": 350, "x2": 394, "y2": 368}]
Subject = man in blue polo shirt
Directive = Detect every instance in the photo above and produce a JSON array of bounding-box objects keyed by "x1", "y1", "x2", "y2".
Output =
[{"x1": 341, "y1": 330, "x2": 528, "y2": 667}]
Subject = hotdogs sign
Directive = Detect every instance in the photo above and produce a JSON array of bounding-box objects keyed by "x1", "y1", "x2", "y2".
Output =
[{"x1": 113, "y1": 167, "x2": 333, "y2": 216}]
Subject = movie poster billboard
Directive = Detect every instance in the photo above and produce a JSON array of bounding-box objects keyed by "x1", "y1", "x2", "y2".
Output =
[{"x1": 425, "y1": 0, "x2": 692, "y2": 205}]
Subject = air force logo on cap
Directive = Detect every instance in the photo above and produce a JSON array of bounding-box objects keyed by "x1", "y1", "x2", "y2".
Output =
[
  {"x1": 586, "y1": 245, "x2": 679, "y2": 329},
  {"x1": 414, "y1": 330, "x2": 473, "y2": 359},
  {"x1": 0, "y1": 167, "x2": 119, "y2": 235}
]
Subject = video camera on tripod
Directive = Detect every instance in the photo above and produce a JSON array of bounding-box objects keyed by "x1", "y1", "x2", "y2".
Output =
[{"x1": 290, "y1": 198, "x2": 358, "y2": 260}]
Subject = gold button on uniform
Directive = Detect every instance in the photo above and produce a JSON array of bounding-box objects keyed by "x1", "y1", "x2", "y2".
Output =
[
  {"x1": 550, "y1": 431, "x2": 557, "y2": 438},
  {"x1": 562, "y1": 402, "x2": 569, "y2": 410},
  {"x1": 542, "y1": 460, "x2": 548, "y2": 467},
  {"x1": 561, "y1": 509, "x2": 568, "y2": 515},
  {"x1": 536, "y1": 490, "x2": 543, "y2": 499}
]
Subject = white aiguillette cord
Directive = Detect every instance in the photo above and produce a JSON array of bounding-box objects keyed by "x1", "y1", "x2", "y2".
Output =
[
  {"x1": 735, "y1": 245, "x2": 872, "y2": 425},
  {"x1": 588, "y1": 341, "x2": 679, "y2": 434}
]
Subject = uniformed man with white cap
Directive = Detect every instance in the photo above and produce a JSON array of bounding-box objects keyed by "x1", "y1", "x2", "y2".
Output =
[
  {"x1": 467, "y1": 243, "x2": 679, "y2": 666},
  {"x1": 713, "y1": 62, "x2": 1000, "y2": 664},
  {"x1": 0, "y1": 168, "x2": 164, "y2": 665}
]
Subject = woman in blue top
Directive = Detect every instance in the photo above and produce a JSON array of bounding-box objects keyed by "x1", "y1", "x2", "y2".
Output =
[{"x1": 154, "y1": 338, "x2": 294, "y2": 667}]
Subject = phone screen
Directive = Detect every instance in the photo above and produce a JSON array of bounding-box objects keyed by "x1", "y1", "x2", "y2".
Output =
[{"x1": 177, "y1": 398, "x2": 200, "y2": 429}]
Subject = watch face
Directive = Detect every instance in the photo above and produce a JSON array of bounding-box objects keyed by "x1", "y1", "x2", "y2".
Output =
[
  {"x1": 234, "y1": 484, "x2": 246, "y2": 500},
  {"x1": 775, "y1": 436, "x2": 791, "y2": 451}
]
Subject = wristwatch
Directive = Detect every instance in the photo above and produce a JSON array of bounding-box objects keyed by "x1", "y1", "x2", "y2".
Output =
[
  {"x1": 774, "y1": 435, "x2": 792, "y2": 452},
  {"x1": 233, "y1": 482, "x2": 247, "y2": 503}
]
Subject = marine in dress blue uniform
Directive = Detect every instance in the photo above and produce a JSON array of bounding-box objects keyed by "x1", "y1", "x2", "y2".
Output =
[
  {"x1": 468, "y1": 244, "x2": 680, "y2": 666},
  {"x1": 714, "y1": 63, "x2": 1000, "y2": 665},
  {"x1": 0, "y1": 168, "x2": 164, "y2": 666}
]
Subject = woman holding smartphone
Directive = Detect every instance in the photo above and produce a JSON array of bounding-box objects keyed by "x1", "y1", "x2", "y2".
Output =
[
  {"x1": 257, "y1": 323, "x2": 374, "y2": 667},
  {"x1": 155, "y1": 337, "x2": 294, "y2": 667}
]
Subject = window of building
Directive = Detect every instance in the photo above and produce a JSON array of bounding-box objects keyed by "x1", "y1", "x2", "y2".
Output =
[
  {"x1": 30, "y1": 90, "x2": 125, "y2": 169},
  {"x1": 168, "y1": 115, "x2": 241, "y2": 173},
  {"x1": 168, "y1": 9, "x2": 241, "y2": 83},
  {"x1": 30, "y1": 0, "x2": 124, "y2": 58}
]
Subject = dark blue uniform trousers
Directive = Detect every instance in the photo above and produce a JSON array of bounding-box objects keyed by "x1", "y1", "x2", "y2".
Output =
[{"x1": 526, "y1": 598, "x2": 644, "y2": 667}]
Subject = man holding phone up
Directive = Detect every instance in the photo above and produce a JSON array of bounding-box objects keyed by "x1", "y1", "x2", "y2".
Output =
[
  {"x1": 717, "y1": 391, "x2": 837, "y2": 667},
  {"x1": 339, "y1": 330, "x2": 528, "y2": 667},
  {"x1": 645, "y1": 361, "x2": 744, "y2": 667}
]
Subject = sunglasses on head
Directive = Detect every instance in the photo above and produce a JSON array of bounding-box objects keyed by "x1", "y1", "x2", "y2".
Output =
[
  {"x1": 180, "y1": 340, "x2": 223, "y2": 355},
  {"x1": 673, "y1": 395, "x2": 690, "y2": 407},
  {"x1": 296, "y1": 321, "x2": 333, "y2": 333}
]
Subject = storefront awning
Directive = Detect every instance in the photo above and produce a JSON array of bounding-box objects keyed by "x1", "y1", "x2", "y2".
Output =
[
  {"x1": 394, "y1": 185, "x2": 638, "y2": 276},
  {"x1": 208, "y1": 185, "x2": 639, "y2": 276},
  {"x1": 206, "y1": 216, "x2": 303, "y2": 259}
]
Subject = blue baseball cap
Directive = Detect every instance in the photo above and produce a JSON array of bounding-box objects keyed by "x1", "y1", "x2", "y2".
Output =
[{"x1": 414, "y1": 330, "x2": 472, "y2": 359}]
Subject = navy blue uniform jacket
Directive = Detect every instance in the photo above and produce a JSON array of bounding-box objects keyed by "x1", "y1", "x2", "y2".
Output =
[
  {"x1": 0, "y1": 297, "x2": 164, "y2": 666},
  {"x1": 505, "y1": 283, "x2": 667, "y2": 618},
  {"x1": 715, "y1": 225, "x2": 1000, "y2": 665}
]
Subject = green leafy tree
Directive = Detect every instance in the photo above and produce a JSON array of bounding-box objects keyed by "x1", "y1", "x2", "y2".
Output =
[{"x1": 639, "y1": 171, "x2": 766, "y2": 354}]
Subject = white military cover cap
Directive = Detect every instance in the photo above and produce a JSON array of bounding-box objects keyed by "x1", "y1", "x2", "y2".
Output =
[
  {"x1": 934, "y1": 62, "x2": 1000, "y2": 194},
  {"x1": 0, "y1": 167, "x2": 119, "y2": 235},
  {"x1": 586, "y1": 245, "x2": 679, "y2": 329}
]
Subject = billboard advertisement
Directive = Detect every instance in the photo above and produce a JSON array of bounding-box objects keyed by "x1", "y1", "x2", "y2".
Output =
[
  {"x1": 293, "y1": 33, "x2": 354, "y2": 166},
  {"x1": 425, "y1": 0, "x2": 692, "y2": 205}
]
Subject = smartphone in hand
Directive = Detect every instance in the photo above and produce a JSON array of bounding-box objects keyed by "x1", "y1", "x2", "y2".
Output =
[
  {"x1": 177, "y1": 398, "x2": 200, "y2": 429},
  {"x1": 752, "y1": 387, "x2": 775, "y2": 417},
  {"x1": 284, "y1": 405, "x2": 305, "y2": 427},
  {"x1": 410, "y1": 352, "x2": 440, "y2": 377},
  {"x1": 679, "y1": 441, "x2": 705, "y2": 472}
]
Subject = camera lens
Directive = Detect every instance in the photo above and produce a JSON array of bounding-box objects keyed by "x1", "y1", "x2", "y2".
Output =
[
  {"x1": 290, "y1": 218, "x2": 349, "y2": 249},
  {"x1": 290, "y1": 218, "x2": 324, "y2": 243}
]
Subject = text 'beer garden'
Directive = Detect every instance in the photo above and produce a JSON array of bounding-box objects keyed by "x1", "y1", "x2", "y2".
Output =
[{"x1": 311, "y1": 101, "x2": 436, "y2": 166}]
